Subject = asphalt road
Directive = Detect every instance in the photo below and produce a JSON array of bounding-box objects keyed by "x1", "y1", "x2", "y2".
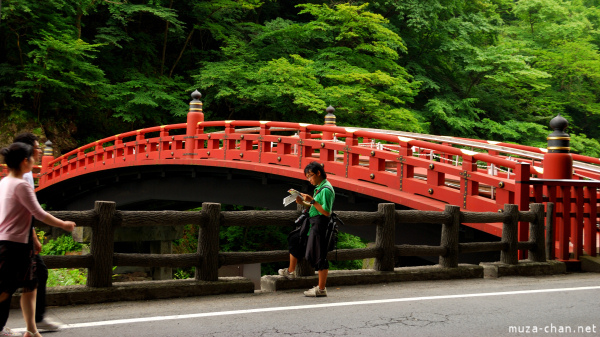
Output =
[{"x1": 6, "y1": 273, "x2": 600, "y2": 337}]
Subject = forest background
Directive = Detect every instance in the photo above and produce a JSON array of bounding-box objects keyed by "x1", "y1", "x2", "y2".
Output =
[
  {"x1": 2, "y1": 0, "x2": 600, "y2": 278},
  {"x1": 1, "y1": 0, "x2": 599, "y2": 156}
]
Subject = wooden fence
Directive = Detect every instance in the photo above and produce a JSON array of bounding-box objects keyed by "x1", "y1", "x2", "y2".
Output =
[{"x1": 36, "y1": 201, "x2": 550, "y2": 288}]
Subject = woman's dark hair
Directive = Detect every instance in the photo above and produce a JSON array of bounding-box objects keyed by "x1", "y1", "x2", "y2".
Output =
[
  {"x1": 304, "y1": 161, "x2": 327, "y2": 179},
  {"x1": 0, "y1": 143, "x2": 33, "y2": 170}
]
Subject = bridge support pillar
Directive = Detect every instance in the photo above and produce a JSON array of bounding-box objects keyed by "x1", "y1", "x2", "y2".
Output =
[
  {"x1": 150, "y1": 241, "x2": 173, "y2": 280},
  {"x1": 375, "y1": 203, "x2": 396, "y2": 271}
]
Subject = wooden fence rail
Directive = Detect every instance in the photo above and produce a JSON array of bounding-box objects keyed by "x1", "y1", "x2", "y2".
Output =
[{"x1": 34, "y1": 201, "x2": 550, "y2": 288}]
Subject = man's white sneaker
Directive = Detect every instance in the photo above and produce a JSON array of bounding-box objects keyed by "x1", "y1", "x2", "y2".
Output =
[
  {"x1": 36, "y1": 319, "x2": 61, "y2": 331},
  {"x1": 304, "y1": 286, "x2": 327, "y2": 297},
  {"x1": 0, "y1": 327, "x2": 20, "y2": 336},
  {"x1": 277, "y1": 268, "x2": 296, "y2": 280}
]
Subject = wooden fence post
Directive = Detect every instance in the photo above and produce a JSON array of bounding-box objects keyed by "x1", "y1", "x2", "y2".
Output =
[
  {"x1": 501, "y1": 204, "x2": 519, "y2": 265},
  {"x1": 529, "y1": 203, "x2": 546, "y2": 262},
  {"x1": 295, "y1": 203, "x2": 314, "y2": 277},
  {"x1": 196, "y1": 202, "x2": 220, "y2": 281},
  {"x1": 375, "y1": 203, "x2": 396, "y2": 271},
  {"x1": 440, "y1": 205, "x2": 460, "y2": 268},
  {"x1": 87, "y1": 201, "x2": 116, "y2": 288},
  {"x1": 545, "y1": 202, "x2": 555, "y2": 261}
]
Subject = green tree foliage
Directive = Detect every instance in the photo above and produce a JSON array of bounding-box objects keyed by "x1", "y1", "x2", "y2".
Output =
[
  {"x1": 2, "y1": 0, "x2": 600, "y2": 155},
  {"x1": 197, "y1": 3, "x2": 422, "y2": 131},
  {"x1": 367, "y1": 0, "x2": 555, "y2": 147},
  {"x1": 1, "y1": 0, "x2": 192, "y2": 148},
  {"x1": 3, "y1": 0, "x2": 600, "y2": 277},
  {"x1": 503, "y1": 0, "x2": 600, "y2": 155}
]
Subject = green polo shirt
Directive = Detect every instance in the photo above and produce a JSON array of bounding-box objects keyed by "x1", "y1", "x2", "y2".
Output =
[{"x1": 308, "y1": 179, "x2": 335, "y2": 217}]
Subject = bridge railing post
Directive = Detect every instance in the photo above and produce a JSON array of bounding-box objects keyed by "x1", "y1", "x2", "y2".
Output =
[
  {"x1": 583, "y1": 187, "x2": 597, "y2": 257},
  {"x1": 114, "y1": 136, "x2": 123, "y2": 160},
  {"x1": 460, "y1": 154, "x2": 478, "y2": 210},
  {"x1": 397, "y1": 139, "x2": 413, "y2": 192},
  {"x1": 514, "y1": 162, "x2": 531, "y2": 259},
  {"x1": 223, "y1": 121, "x2": 236, "y2": 157},
  {"x1": 440, "y1": 205, "x2": 460, "y2": 268},
  {"x1": 529, "y1": 203, "x2": 546, "y2": 262},
  {"x1": 195, "y1": 118, "x2": 205, "y2": 152},
  {"x1": 259, "y1": 123, "x2": 271, "y2": 162},
  {"x1": 573, "y1": 186, "x2": 584, "y2": 259},
  {"x1": 94, "y1": 141, "x2": 103, "y2": 168},
  {"x1": 557, "y1": 185, "x2": 572, "y2": 260},
  {"x1": 375, "y1": 203, "x2": 396, "y2": 271},
  {"x1": 298, "y1": 124, "x2": 313, "y2": 169},
  {"x1": 500, "y1": 204, "x2": 519, "y2": 265},
  {"x1": 196, "y1": 202, "x2": 220, "y2": 281},
  {"x1": 344, "y1": 131, "x2": 359, "y2": 178},
  {"x1": 545, "y1": 202, "x2": 555, "y2": 260},
  {"x1": 87, "y1": 201, "x2": 116, "y2": 288}
]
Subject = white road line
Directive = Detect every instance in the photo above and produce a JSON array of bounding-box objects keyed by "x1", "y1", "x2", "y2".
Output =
[{"x1": 13, "y1": 285, "x2": 600, "y2": 332}]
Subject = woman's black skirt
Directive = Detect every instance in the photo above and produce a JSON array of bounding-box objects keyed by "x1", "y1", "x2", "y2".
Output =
[
  {"x1": 305, "y1": 215, "x2": 330, "y2": 271},
  {"x1": 0, "y1": 240, "x2": 37, "y2": 294}
]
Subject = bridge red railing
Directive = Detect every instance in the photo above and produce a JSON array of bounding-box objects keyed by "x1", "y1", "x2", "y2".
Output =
[
  {"x1": 0, "y1": 164, "x2": 42, "y2": 181},
  {"x1": 39, "y1": 120, "x2": 530, "y2": 212},
  {"x1": 32, "y1": 120, "x2": 600, "y2": 261},
  {"x1": 455, "y1": 137, "x2": 600, "y2": 180}
]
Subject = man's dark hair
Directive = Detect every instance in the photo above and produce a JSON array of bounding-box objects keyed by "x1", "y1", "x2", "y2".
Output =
[
  {"x1": 304, "y1": 161, "x2": 327, "y2": 179},
  {"x1": 14, "y1": 132, "x2": 39, "y2": 147}
]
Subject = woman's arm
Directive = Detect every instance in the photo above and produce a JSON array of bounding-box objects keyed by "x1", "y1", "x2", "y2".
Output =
[
  {"x1": 16, "y1": 183, "x2": 76, "y2": 232},
  {"x1": 299, "y1": 193, "x2": 331, "y2": 216},
  {"x1": 42, "y1": 213, "x2": 76, "y2": 232},
  {"x1": 311, "y1": 200, "x2": 330, "y2": 217},
  {"x1": 32, "y1": 228, "x2": 42, "y2": 254}
]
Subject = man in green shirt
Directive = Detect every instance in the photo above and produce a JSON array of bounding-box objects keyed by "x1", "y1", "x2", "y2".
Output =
[{"x1": 279, "y1": 161, "x2": 335, "y2": 297}]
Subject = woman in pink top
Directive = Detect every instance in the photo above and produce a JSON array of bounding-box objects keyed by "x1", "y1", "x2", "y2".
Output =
[{"x1": 0, "y1": 143, "x2": 76, "y2": 337}]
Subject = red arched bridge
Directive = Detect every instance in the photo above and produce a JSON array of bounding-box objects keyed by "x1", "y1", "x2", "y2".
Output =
[{"x1": 2, "y1": 97, "x2": 599, "y2": 262}]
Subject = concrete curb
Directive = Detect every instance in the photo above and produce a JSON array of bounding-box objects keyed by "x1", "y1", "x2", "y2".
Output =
[
  {"x1": 580, "y1": 255, "x2": 600, "y2": 273},
  {"x1": 261, "y1": 264, "x2": 484, "y2": 292},
  {"x1": 11, "y1": 277, "x2": 254, "y2": 309},
  {"x1": 480, "y1": 260, "x2": 566, "y2": 278},
  {"x1": 8, "y1": 261, "x2": 570, "y2": 308}
]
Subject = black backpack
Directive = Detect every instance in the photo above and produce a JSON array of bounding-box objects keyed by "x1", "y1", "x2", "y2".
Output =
[
  {"x1": 311, "y1": 184, "x2": 343, "y2": 255},
  {"x1": 326, "y1": 212, "x2": 344, "y2": 256}
]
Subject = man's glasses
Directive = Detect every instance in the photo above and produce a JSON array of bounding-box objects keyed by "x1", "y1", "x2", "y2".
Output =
[{"x1": 306, "y1": 173, "x2": 315, "y2": 180}]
